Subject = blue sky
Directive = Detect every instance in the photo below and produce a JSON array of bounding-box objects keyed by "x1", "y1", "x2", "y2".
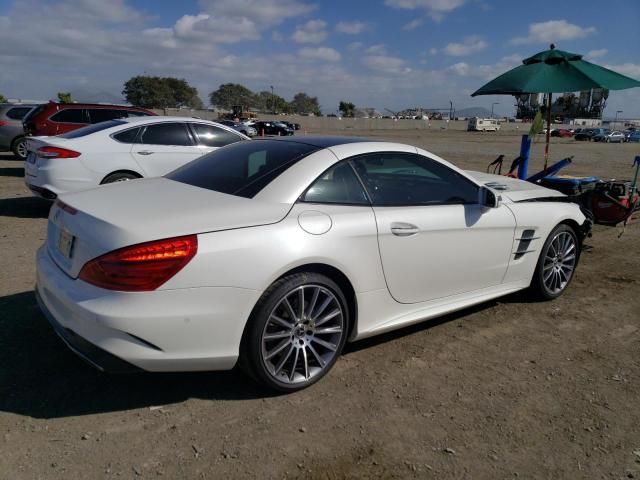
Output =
[{"x1": 1, "y1": 0, "x2": 639, "y2": 117}]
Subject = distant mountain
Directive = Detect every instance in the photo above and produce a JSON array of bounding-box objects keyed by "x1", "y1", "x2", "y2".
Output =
[{"x1": 454, "y1": 107, "x2": 494, "y2": 118}]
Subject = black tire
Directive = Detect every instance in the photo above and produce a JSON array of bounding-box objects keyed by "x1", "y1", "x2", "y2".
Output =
[
  {"x1": 530, "y1": 224, "x2": 580, "y2": 300},
  {"x1": 11, "y1": 137, "x2": 27, "y2": 160},
  {"x1": 240, "y1": 272, "x2": 349, "y2": 392},
  {"x1": 101, "y1": 172, "x2": 140, "y2": 184}
]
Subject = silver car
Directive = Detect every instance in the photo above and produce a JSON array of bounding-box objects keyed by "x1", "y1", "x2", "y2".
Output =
[
  {"x1": 593, "y1": 130, "x2": 625, "y2": 143},
  {"x1": 0, "y1": 103, "x2": 40, "y2": 159}
]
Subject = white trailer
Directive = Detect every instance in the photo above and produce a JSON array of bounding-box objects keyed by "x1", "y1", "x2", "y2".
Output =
[{"x1": 467, "y1": 117, "x2": 500, "y2": 132}]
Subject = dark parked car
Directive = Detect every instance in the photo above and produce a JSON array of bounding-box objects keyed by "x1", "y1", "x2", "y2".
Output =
[
  {"x1": 625, "y1": 131, "x2": 640, "y2": 143},
  {"x1": 0, "y1": 103, "x2": 41, "y2": 159},
  {"x1": 253, "y1": 121, "x2": 294, "y2": 136},
  {"x1": 22, "y1": 102, "x2": 155, "y2": 139},
  {"x1": 574, "y1": 128, "x2": 598, "y2": 141},
  {"x1": 281, "y1": 121, "x2": 301, "y2": 130}
]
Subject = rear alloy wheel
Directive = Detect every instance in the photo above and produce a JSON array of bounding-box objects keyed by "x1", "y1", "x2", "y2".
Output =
[
  {"x1": 101, "y1": 172, "x2": 140, "y2": 184},
  {"x1": 242, "y1": 273, "x2": 348, "y2": 391},
  {"x1": 12, "y1": 137, "x2": 27, "y2": 160},
  {"x1": 531, "y1": 224, "x2": 580, "y2": 300}
]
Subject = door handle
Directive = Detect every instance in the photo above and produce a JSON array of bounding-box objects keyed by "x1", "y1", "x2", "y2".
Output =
[
  {"x1": 136, "y1": 150, "x2": 154, "y2": 155},
  {"x1": 390, "y1": 222, "x2": 419, "y2": 236}
]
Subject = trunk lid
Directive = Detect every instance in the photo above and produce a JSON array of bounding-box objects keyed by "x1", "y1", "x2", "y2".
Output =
[
  {"x1": 47, "y1": 177, "x2": 292, "y2": 278},
  {"x1": 465, "y1": 170, "x2": 565, "y2": 202}
]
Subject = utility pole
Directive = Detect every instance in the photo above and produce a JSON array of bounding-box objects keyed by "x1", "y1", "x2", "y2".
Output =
[
  {"x1": 270, "y1": 85, "x2": 275, "y2": 114},
  {"x1": 491, "y1": 102, "x2": 499, "y2": 119}
]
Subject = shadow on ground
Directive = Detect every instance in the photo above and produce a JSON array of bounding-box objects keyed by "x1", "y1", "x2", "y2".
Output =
[
  {"x1": 0, "y1": 289, "x2": 530, "y2": 419},
  {"x1": 0, "y1": 167, "x2": 24, "y2": 177},
  {"x1": 0, "y1": 196, "x2": 51, "y2": 218}
]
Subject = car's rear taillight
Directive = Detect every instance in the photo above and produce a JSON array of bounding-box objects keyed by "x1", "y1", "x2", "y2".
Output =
[
  {"x1": 78, "y1": 235, "x2": 198, "y2": 292},
  {"x1": 37, "y1": 146, "x2": 80, "y2": 158},
  {"x1": 0, "y1": 120, "x2": 7, "y2": 127}
]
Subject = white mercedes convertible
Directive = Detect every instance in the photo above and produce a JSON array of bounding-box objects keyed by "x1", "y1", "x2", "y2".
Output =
[{"x1": 35, "y1": 137, "x2": 590, "y2": 391}]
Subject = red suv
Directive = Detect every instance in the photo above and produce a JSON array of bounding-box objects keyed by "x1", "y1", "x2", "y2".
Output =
[{"x1": 22, "y1": 102, "x2": 155, "y2": 138}]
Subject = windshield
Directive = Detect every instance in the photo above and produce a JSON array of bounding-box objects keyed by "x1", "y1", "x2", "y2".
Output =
[
  {"x1": 59, "y1": 120, "x2": 126, "y2": 139},
  {"x1": 166, "y1": 140, "x2": 319, "y2": 198}
]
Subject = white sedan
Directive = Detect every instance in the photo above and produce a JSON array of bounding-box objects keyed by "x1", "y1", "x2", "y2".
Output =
[
  {"x1": 35, "y1": 137, "x2": 590, "y2": 391},
  {"x1": 24, "y1": 116, "x2": 248, "y2": 199}
]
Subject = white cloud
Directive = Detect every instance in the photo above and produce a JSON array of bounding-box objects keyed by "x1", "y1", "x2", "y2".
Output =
[
  {"x1": 402, "y1": 18, "x2": 424, "y2": 31},
  {"x1": 199, "y1": 0, "x2": 315, "y2": 25},
  {"x1": 429, "y1": 47, "x2": 438, "y2": 55},
  {"x1": 447, "y1": 54, "x2": 522, "y2": 80},
  {"x1": 443, "y1": 35, "x2": 488, "y2": 56},
  {"x1": 604, "y1": 63, "x2": 640, "y2": 79},
  {"x1": 585, "y1": 48, "x2": 608, "y2": 60},
  {"x1": 335, "y1": 21, "x2": 368, "y2": 34},
  {"x1": 365, "y1": 44, "x2": 387, "y2": 55},
  {"x1": 298, "y1": 46, "x2": 341, "y2": 62},
  {"x1": 384, "y1": 0, "x2": 466, "y2": 21},
  {"x1": 292, "y1": 19, "x2": 328, "y2": 44},
  {"x1": 363, "y1": 54, "x2": 410, "y2": 74},
  {"x1": 511, "y1": 20, "x2": 596, "y2": 45}
]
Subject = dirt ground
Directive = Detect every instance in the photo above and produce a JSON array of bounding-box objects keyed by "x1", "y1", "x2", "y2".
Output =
[{"x1": 1, "y1": 128, "x2": 639, "y2": 479}]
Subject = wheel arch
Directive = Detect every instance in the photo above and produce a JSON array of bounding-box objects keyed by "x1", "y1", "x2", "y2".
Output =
[
  {"x1": 243, "y1": 262, "x2": 359, "y2": 344},
  {"x1": 100, "y1": 169, "x2": 143, "y2": 184}
]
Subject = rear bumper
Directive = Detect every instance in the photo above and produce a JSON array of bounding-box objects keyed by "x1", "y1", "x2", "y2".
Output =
[
  {"x1": 36, "y1": 288, "x2": 141, "y2": 373},
  {"x1": 36, "y1": 245, "x2": 261, "y2": 372}
]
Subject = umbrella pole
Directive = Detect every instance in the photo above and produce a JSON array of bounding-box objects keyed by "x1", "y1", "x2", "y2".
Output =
[{"x1": 544, "y1": 92, "x2": 552, "y2": 170}]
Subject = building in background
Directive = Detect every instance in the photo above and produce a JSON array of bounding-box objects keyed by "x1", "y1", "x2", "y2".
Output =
[{"x1": 515, "y1": 88, "x2": 608, "y2": 122}]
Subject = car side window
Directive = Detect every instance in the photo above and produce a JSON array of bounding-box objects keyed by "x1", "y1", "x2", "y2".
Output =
[
  {"x1": 112, "y1": 127, "x2": 141, "y2": 144},
  {"x1": 50, "y1": 109, "x2": 86, "y2": 123},
  {"x1": 351, "y1": 153, "x2": 479, "y2": 206},
  {"x1": 139, "y1": 123, "x2": 193, "y2": 146},
  {"x1": 190, "y1": 123, "x2": 242, "y2": 147},
  {"x1": 88, "y1": 109, "x2": 127, "y2": 124},
  {"x1": 302, "y1": 162, "x2": 369, "y2": 205},
  {"x1": 6, "y1": 107, "x2": 32, "y2": 120}
]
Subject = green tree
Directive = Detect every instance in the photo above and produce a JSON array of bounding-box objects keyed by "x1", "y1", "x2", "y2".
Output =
[
  {"x1": 0, "y1": 93, "x2": 7, "y2": 103},
  {"x1": 290, "y1": 92, "x2": 321, "y2": 116},
  {"x1": 254, "y1": 90, "x2": 291, "y2": 114},
  {"x1": 57, "y1": 92, "x2": 73, "y2": 103},
  {"x1": 339, "y1": 101, "x2": 355, "y2": 118},
  {"x1": 209, "y1": 83, "x2": 255, "y2": 110},
  {"x1": 123, "y1": 76, "x2": 202, "y2": 109}
]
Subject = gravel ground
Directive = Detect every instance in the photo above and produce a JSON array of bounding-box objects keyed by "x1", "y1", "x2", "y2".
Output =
[{"x1": 0, "y1": 128, "x2": 639, "y2": 479}]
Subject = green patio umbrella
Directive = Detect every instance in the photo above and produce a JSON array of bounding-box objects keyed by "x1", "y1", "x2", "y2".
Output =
[{"x1": 472, "y1": 44, "x2": 640, "y2": 168}]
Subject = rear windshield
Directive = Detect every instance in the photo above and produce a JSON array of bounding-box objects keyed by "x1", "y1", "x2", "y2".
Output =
[
  {"x1": 60, "y1": 120, "x2": 126, "y2": 139},
  {"x1": 166, "y1": 140, "x2": 319, "y2": 198}
]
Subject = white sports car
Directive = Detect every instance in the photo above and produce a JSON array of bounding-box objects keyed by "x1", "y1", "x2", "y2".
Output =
[
  {"x1": 35, "y1": 137, "x2": 590, "y2": 391},
  {"x1": 24, "y1": 116, "x2": 248, "y2": 199}
]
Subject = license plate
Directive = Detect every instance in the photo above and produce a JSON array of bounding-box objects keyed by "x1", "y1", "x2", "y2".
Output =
[{"x1": 57, "y1": 229, "x2": 75, "y2": 259}]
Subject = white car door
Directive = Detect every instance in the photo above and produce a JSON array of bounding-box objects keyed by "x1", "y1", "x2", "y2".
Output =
[
  {"x1": 131, "y1": 122, "x2": 201, "y2": 177},
  {"x1": 351, "y1": 152, "x2": 516, "y2": 304}
]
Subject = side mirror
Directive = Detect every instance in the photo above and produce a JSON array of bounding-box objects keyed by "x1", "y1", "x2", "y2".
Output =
[{"x1": 481, "y1": 186, "x2": 500, "y2": 208}]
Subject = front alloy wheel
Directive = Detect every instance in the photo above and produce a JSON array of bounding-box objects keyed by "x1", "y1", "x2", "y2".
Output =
[
  {"x1": 242, "y1": 273, "x2": 348, "y2": 391},
  {"x1": 531, "y1": 224, "x2": 580, "y2": 300}
]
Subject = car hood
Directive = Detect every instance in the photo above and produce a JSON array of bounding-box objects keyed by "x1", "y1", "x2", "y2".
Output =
[
  {"x1": 465, "y1": 171, "x2": 565, "y2": 202},
  {"x1": 51, "y1": 177, "x2": 292, "y2": 277}
]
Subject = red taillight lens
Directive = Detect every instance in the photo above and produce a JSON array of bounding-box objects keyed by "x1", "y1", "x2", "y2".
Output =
[
  {"x1": 0, "y1": 120, "x2": 7, "y2": 127},
  {"x1": 54, "y1": 199, "x2": 78, "y2": 215},
  {"x1": 78, "y1": 235, "x2": 198, "y2": 291},
  {"x1": 37, "y1": 146, "x2": 80, "y2": 159}
]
